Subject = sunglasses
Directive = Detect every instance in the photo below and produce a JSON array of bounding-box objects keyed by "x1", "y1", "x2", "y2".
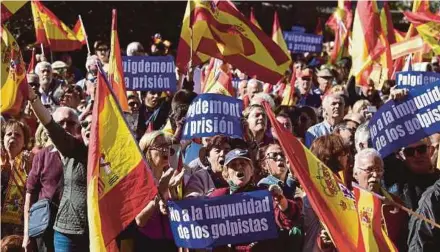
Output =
[
  {"x1": 128, "y1": 101, "x2": 140, "y2": 108},
  {"x1": 149, "y1": 145, "x2": 175, "y2": 155},
  {"x1": 96, "y1": 47, "x2": 109, "y2": 52},
  {"x1": 403, "y1": 145, "x2": 428, "y2": 157},
  {"x1": 265, "y1": 152, "x2": 285, "y2": 161},
  {"x1": 80, "y1": 120, "x2": 91, "y2": 129}
]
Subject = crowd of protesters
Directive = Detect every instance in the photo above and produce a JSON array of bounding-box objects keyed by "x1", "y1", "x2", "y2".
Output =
[{"x1": 1, "y1": 25, "x2": 440, "y2": 252}]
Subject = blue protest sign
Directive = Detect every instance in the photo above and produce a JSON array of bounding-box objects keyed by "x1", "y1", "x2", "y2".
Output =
[
  {"x1": 369, "y1": 80, "x2": 440, "y2": 158},
  {"x1": 291, "y1": 26, "x2": 306, "y2": 33},
  {"x1": 396, "y1": 71, "x2": 440, "y2": 89},
  {"x1": 283, "y1": 31, "x2": 323, "y2": 53},
  {"x1": 122, "y1": 55, "x2": 177, "y2": 92},
  {"x1": 167, "y1": 190, "x2": 278, "y2": 249},
  {"x1": 183, "y1": 94, "x2": 243, "y2": 140}
]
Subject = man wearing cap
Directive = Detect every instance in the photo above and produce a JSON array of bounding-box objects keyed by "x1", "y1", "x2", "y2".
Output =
[
  {"x1": 296, "y1": 68, "x2": 321, "y2": 108},
  {"x1": 315, "y1": 68, "x2": 334, "y2": 96}
]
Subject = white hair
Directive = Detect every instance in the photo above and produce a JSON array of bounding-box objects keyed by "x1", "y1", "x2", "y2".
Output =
[
  {"x1": 53, "y1": 106, "x2": 79, "y2": 124},
  {"x1": 322, "y1": 93, "x2": 344, "y2": 108},
  {"x1": 354, "y1": 148, "x2": 383, "y2": 173},
  {"x1": 85, "y1": 55, "x2": 99, "y2": 70},
  {"x1": 126, "y1": 42, "x2": 144, "y2": 56},
  {"x1": 355, "y1": 122, "x2": 370, "y2": 152},
  {"x1": 35, "y1": 61, "x2": 52, "y2": 75},
  {"x1": 250, "y1": 93, "x2": 275, "y2": 110},
  {"x1": 247, "y1": 79, "x2": 263, "y2": 89}
]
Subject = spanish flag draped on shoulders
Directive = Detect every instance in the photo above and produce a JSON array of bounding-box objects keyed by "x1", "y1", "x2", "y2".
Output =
[
  {"x1": 264, "y1": 102, "x2": 399, "y2": 252},
  {"x1": 87, "y1": 68, "x2": 158, "y2": 251},
  {"x1": 176, "y1": 0, "x2": 291, "y2": 84}
]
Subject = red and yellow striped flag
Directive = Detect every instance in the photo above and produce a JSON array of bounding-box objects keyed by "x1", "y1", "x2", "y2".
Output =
[
  {"x1": 326, "y1": 0, "x2": 352, "y2": 65},
  {"x1": 1, "y1": 25, "x2": 28, "y2": 116},
  {"x1": 73, "y1": 19, "x2": 86, "y2": 45},
  {"x1": 201, "y1": 58, "x2": 234, "y2": 96},
  {"x1": 280, "y1": 71, "x2": 296, "y2": 106},
  {"x1": 176, "y1": 0, "x2": 291, "y2": 84},
  {"x1": 265, "y1": 102, "x2": 397, "y2": 251},
  {"x1": 30, "y1": 0, "x2": 82, "y2": 51},
  {"x1": 1, "y1": 1, "x2": 27, "y2": 23},
  {"x1": 350, "y1": 1, "x2": 388, "y2": 86},
  {"x1": 353, "y1": 185, "x2": 398, "y2": 252},
  {"x1": 404, "y1": 10, "x2": 440, "y2": 55},
  {"x1": 108, "y1": 9, "x2": 129, "y2": 112},
  {"x1": 272, "y1": 10, "x2": 291, "y2": 61},
  {"x1": 87, "y1": 68, "x2": 158, "y2": 251},
  {"x1": 249, "y1": 7, "x2": 261, "y2": 30}
]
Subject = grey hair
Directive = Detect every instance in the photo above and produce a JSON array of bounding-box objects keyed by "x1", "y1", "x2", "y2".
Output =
[
  {"x1": 355, "y1": 122, "x2": 370, "y2": 152},
  {"x1": 53, "y1": 106, "x2": 79, "y2": 124},
  {"x1": 322, "y1": 93, "x2": 344, "y2": 108},
  {"x1": 35, "y1": 61, "x2": 52, "y2": 75},
  {"x1": 126, "y1": 42, "x2": 144, "y2": 56},
  {"x1": 354, "y1": 148, "x2": 383, "y2": 173},
  {"x1": 247, "y1": 79, "x2": 263, "y2": 89}
]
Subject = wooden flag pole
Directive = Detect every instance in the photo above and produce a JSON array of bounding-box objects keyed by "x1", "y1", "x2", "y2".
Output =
[
  {"x1": 40, "y1": 43, "x2": 45, "y2": 58},
  {"x1": 78, "y1": 15, "x2": 91, "y2": 55}
]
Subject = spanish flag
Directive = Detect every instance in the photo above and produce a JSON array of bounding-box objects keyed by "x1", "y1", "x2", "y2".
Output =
[
  {"x1": 350, "y1": 1, "x2": 388, "y2": 86},
  {"x1": 272, "y1": 10, "x2": 291, "y2": 60},
  {"x1": 353, "y1": 185, "x2": 398, "y2": 252},
  {"x1": 73, "y1": 19, "x2": 86, "y2": 45},
  {"x1": 404, "y1": 10, "x2": 440, "y2": 55},
  {"x1": 326, "y1": 0, "x2": 352, "y2": 64},
  {"x1": 176, "y1": 0, "x2": 291, "y2": 84},
  {"x1": 1, "y1": 1, "x2": 27, "y2": 23},
  {"x1": 108, "y1": 9, "x2": 129, "y2": 112},
  {"x1": 31, "y1": 1, "x2": 82, "y2": 51},
  {"x1": 1, "y1": 25, "x2": 28, "y2": 116},
  {"x1": 280, "y1": 71, "x2": 296, "y2": 106},
  {"x1": 249, "y1": 7, "x2": 261, "y2": 30},
  {"x1": 201, "y1": 57, "x2": 234, "y2": 96},
  {"x1": 87, "y1": 68, "x2": 158, "y2": 251},
  {"x1": 265, "y1": 102, "x2": 397, "y2": 251}
]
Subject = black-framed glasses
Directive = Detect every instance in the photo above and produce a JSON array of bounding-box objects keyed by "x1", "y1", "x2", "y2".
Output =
[
  {"x1": 96, "y1": 47, "x2": 109, "y2": 52},
  {"x1": 80, "y1": 120, "x2": 91, "y2": 129},
  {"x1": 265, "y1": 152, "x2": 285, "y2": 161},
  {"x1": 403, "y1": 145, "x2": 428, "y2": 157},
  {"x1": 128, "y1": 101, "x2": 140, "y2": 108}
]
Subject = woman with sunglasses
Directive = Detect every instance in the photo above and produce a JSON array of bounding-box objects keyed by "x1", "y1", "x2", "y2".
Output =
[
  {"x1": 257, "y1": 143, "x2": 304, "y2": 252},
  {"x1": 134, "y1": 131, "x2": 182, "y2": 252}
]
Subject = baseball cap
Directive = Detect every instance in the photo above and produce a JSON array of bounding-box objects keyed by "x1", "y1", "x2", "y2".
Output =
[{"x1": 224, "y1": 149, "x2": 251, "y2": 166}]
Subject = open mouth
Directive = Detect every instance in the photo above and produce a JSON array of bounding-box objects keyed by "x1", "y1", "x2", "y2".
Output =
[
  {"x1": 85, "y1": 132, "x2": 90, "y2": 139},
  {"x1": 236, "y1": 172, "x2": 245, "y2": 179}
]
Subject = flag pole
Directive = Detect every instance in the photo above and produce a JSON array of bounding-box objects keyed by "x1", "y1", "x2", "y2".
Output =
[
  {"x1": 40, "y1": 43, "x2": 45, "y2": 58},
  {"x1": 78, "y1": 15, "x2": 91, "y2": 56},
  {"x1": 354, "y1": 183, "x2": 440, "y2": 229}
]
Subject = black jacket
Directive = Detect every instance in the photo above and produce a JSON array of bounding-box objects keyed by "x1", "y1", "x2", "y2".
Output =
[{"x1": 407, "y1": 178, "x2": 440, "y2": 251}]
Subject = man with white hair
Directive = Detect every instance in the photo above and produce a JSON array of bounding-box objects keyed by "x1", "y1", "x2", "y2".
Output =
[
  {"x1": 354, "y1": 122, "x2": 371, "y2": 153},
  {"x1": 353, "y1": 148, "x2": 408, "y2": 251},
  {"x1": 246, "y1": 79, "x2": 263, "y2": 100},
  {"x1": 126, "y1": 42, "x2": 145, "y2": 56},
  {"x1": 305, "y1": 94, "x2": 345, "y2": 147},
  {"x1": 35, "y1": 61, "x2": 62, "y2": 107}
]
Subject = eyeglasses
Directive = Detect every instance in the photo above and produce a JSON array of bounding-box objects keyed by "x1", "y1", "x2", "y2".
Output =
[
  {"x1": 403, "y1": 145, "x2": 428, "y2": 157},
  {"x1": 149, "y1": 145, "x2": 175, "y2": 155},
  {"x1": 265, "y1": 152, "x2": 285, "y2": 161},
  {"x1": 128, "y1": 101, "x2": 140, "y2": 108},
  {"x1": 96, "y1": 47, "x2": 109, "y2": 52},
  {"x1": 357, "y1": 166, "x2": 384, "y2": 176},
  {"x1": 80, "y1": 120, "x2": 91, "y2": 129},
  {"x1": 56, "y1": 119, "x2": 77, "y2": 128}
]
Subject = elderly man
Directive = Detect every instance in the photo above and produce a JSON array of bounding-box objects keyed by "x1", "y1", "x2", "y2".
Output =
[
  {"x1": 35, "y1": 61, "x2": 62, "y2": 108},
  {"x1": 296, "y1": 68, "x2": 321, "y2": 108},
  {"x1": 126, "y1": 41, "x2": 145, "y2": 56},
  {"x1": 315, "y1": 68, "x2": 334, "y2": 96},
  {"x1": 305, "y1": 94, "x2": 345, "y2": 147},
  {"x1": 246, "y1": 79, "x2": 263, "y2": 100},
  {"x1": 354, "y1": 122, "x2": 371, "y2": 153},
  {"x1": 353, "y1": 148, "x2": 408, "y2": 251},
  {"x1": 23, "y1": 106, "x2": 79, "y2": 251},
  {"x1": 395, "y1": 139, "x2": 440, "y2": 210}
]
